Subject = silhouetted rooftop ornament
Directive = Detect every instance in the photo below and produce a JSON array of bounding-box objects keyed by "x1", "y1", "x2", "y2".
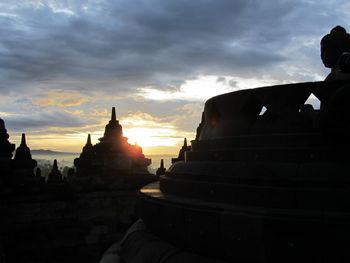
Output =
[
  {"x1": 12, "y1": 133, "x2": 37, "y2": 177},
  {"x1": 156, "y1": 159, "x2": 166, "y2": 177},
  {"x1": 0, "y1": 118, "x2": 15, "y2": 161},
  {"x1": 82, "y1": 134, "x2": 93, "y2": 153},
  {"x1": 74, "y1": 107, "x2": 153, "y2": 186},
  {"x1": 111, "y1": 106, "x2": 117, "y2": 122},
  {"x1": 87, "y1": 133, "x2": 92, "y2": 145},
  {"x1": 171, "y1": 138, "x2": 191, "y2": 163},
  {"x1": 47, "y1": 159, "x2": 63, "y2": 184},
  {"x1": 14, "y1": 134, "x2": 36, "y2": 163},
  {"x1": 100, "y1": 107, "x2": 123, "y2": 142}
]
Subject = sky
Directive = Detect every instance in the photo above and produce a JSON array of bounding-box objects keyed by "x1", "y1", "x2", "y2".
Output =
[{"x1": 0, "y1": 0, "x2": 349, "y2": 155}]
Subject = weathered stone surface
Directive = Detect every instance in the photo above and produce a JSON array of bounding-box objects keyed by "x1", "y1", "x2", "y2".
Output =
[
  {"x1": 1, "y1": 190, "x2": 137, "y2": 263},
  {"x1": 133, "y1": 80, "x2": 350, "y2": 262}
]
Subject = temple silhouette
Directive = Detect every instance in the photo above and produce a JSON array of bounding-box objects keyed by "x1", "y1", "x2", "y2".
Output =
[
  {"x1": 101, "y1": 25, "x2": 350, "y2": 261},
  {"x1": 73, "y1": 107, "x2": 154, "y2": 189},
  {"x1": 171, "y1": 137, "x2": 191, "y2": 164},
  {"x1": 4, "y1": 24, "x2": 350, "y2": 263},
  {"x1": 0, "y1": 107, "x2": 159, "y2": 263},
  {"x1": 103, "y1": 79, "x2": 350, "y2": 263},
  {"x1": 156, "y1": 159, "x2": 166, "y2": 177},
  {"x1": 0, "y1": 118, "x2": 15, "y2": 185},
  {"x1": 0, "y1": 123, "x2": 44, "y2": 191}
]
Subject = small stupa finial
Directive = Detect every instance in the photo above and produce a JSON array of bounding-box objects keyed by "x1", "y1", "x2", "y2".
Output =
[
  {"x1": 53, "y1": 159, "x2": 58, "y2": 170},
  {"x1": 0, "y1": 118, "x2": 5, "y2": 129},
  {"x1": 20, "y1": 133, "x2": 26, "y2": 146},
  {"x1": 156, "y1": 158, "x2": 166, "y2": 176},
  {"x1": 47, "y1": 159, "x2": 63, "y2": 184},
  {"x1": 82, "y1": 133, "x2": 93, "y2": 153},
  {"x1": 111, "y1": 107, "x2": 116, "y2": 121},
  {"x1": 86, "y1": 134, "x2": 92, "y2": 145}
]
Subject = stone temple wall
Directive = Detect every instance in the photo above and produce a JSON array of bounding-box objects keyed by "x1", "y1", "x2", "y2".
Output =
[{"x1": 1, "y1": 190, "x2": 138, "y2": 263}]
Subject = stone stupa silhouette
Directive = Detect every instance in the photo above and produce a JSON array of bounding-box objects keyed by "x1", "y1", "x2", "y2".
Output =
[{"x1": 74, "y1": 107, "x2": 155, "y2": 188}]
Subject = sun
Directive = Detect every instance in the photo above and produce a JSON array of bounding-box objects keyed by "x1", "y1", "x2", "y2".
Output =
[{"x1": 123, "y1": 127, "x2": 179, "y2": 148}]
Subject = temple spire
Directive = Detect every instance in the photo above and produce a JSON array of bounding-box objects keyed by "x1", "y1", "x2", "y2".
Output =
[
  {"x1": 14, "y1": 132, "x2": 34, "y2": 161},
  {"x1": 111, "y1": 107, "x2": 116, "y2": 122},
  {"x1": 0, "y1": 118, "x2": 16, "y2": 170},
  {"x1": 47, "y1": 159, "x2": 63, "y2": 184},
  {"x1": 86, "y1": 134, "x2": 92, "y2": 146},
  {"x1": 156, "y1": 159, "x2": 166, "y2": 176},
  {"x1": 0, "y1": 118, "x2": 5, "y2": 130},
  {"x1": 53, "y1": 159, "x2": 58, "y2": 171},
  {"x1": 20, "y1": 133, "x2": 26, "y2": 146},
  {"x1": 12, "y1": 132, "x2": 37, "y2": 178},
  {"x1": 100, "y1": 106, "x2": 123, "y2": 141},
  {"x1": 82, "y1": 133, "x2": 93, "y2": 153},
  {"x1": 171, "y1": 137, "x2": 191, "y2": 164}
]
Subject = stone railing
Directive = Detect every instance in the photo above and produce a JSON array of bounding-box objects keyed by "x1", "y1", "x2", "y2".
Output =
[{"x1": 197, "y1": 80, "x2": 350, "y2": 140}]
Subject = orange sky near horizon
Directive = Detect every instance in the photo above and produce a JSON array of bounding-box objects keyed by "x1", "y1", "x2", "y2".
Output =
[
  {"x1": 9, "y1": 131, "x2": 194, "y2": 156},
  {"x1": 8, "y1": 126, "x2": 195, "y2": 155},
  {"x1": 0, "y1": 1, "x2": 344, "y2": 159},
  {"x1": 3, "y1": 74, "x2": 324, "y2": 155}
]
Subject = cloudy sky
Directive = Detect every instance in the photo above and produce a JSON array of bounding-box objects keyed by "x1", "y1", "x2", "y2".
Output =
[{"x1": 0, "y1": 0, "x2": 349, "y2": 154}]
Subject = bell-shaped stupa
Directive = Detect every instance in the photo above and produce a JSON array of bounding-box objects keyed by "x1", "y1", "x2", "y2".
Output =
[
  {"x1": 12, "y1": 133, "x2": 37, "y2": 178},
  {"x1": 0, "y1": 118, "x2": 16, "y2": 183},
  {"x1": 74, "y1": 107, "x2": 154, "y2": 188},
  {"x1": 171, "y1": 138, "x2": 191, "y2": 163},
  {"x1": 47, "y1": 159, "x2": 63, "y2": 184},
  {"x1": 156, "y1": 159, "x2": 166, "y2": 177}
]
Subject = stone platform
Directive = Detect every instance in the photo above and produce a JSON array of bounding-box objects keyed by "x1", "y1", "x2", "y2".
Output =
[{"x1": 105, "y1": 80, "x2": 350, "y2": 262}]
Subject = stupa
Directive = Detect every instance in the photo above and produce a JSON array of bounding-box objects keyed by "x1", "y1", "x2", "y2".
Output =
[
  {"x1": 171, "y1": 138, "x2": 191, "y2": 163},
  {"x1": 104, "y1": 79, "x2": 350, "y2": 262},
  {"x1": 12, "y1": 134, "x2": 38, "y2": 179},
  {"x1": 74, "y1": 107, "x2": 153, "y2": 187},
  {"x1": 156, "y1": 159, "x2": 166, "y2": 177},
  {"x1": 47, "y1": 159, "x2": 63, "y2": 184},
  {"x1": 0, "y1": 118, "x2": 15, "y2": 183}
]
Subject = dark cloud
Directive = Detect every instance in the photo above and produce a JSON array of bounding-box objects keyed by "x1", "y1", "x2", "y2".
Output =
[
  {"x1": 1, "y1": 0, "x2": 344, "y2": 94},
  {"x1": 0, "y1": 0, "x2": 349, "y2": 147},
  {"x1": 4, "y1": 111, "x2": 91, "y2": 131}
]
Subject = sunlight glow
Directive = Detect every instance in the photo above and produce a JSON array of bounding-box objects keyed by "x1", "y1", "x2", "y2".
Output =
[
  {"x1": 138, "y1": 75, "x2": 280, "y2": 101},
  {"x1": 124, "y1": 127, "x2": 179, "y2": 147},
  {"x1": 10, "y1": 133, "x2": 86, "y2": 153},
  {"x1": 138, "y1": 75, "x2": 234, "y2": 101}
]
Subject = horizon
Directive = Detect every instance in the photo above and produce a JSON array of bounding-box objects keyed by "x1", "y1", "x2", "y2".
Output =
[
  {"x1": 1, "y1": 1, "x2": 348, "y2": 154},
  {"x1": 30, "y1": 148, "x2": 177, "y2": 156}
]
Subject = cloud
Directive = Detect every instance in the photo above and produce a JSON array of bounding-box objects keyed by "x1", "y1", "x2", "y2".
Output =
[
  {"x1": 1, "y1": 0, "x2": 349, "y2": 153},
  {"x1": 1, "y1": 0, "x2": 346, "y2": 95},
  {"x1": 34, "y1": 90, "x2": 88, "y2": 107},
  {"x1": 3, "y1": 110, "x2": 91, "y2": 132}
]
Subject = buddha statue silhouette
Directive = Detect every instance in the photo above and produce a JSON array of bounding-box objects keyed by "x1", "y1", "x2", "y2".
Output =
[{"x1": 321, "y1": 25, "x2": 350, "y2": 81}]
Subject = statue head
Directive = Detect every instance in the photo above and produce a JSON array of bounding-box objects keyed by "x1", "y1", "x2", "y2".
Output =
[{"x1": 320, "y1": 26, "x2": 350, "y2": 69}]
